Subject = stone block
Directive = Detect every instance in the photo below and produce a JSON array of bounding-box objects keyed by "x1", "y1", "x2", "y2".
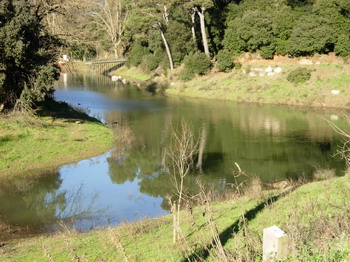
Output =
[{"x1": 263, "y1": 226, "x2": 288, "y2": 262}]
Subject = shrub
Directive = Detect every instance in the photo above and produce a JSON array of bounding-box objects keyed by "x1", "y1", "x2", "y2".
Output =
[
  {"x1": 287, "y1": 67, "x2": 312, "y2": 84},
  {"x1": 234, "y1": 62, "x2": 242, "y2": 70},
  {"x1": 335, "y1": 34, "x2": 350, "y2": 57},
  {"x1": 178, "y1": 69, "x2": 195, "y2": 81},
  {"x1": 260, "y1": 44, "x2": 275, "y2": 59},
  {"x1": 287, "y1": 15, "x2": 334, "y2": 57},
  {"x1": 216, "y1": 49, "x2": 234, "y2": 72},
  {"x1": 141, "y1": 54, "x2": 161, "y2": 72},
  {"x1": 184, "y1": 52, "x2": 212, "y2": 75},
  {"x1": 126, "y1": 42, "x2": 149, "y2": 67}
]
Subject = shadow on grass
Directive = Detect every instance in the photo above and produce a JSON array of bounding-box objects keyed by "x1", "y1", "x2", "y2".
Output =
[
  {"x1": 36, "y1": 99, "x2": 100, "y2": 123},
  {"x1": 183, "y1": 188, "x2": 296, "y2": 262}
]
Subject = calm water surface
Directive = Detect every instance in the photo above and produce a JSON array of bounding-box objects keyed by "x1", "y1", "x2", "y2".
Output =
[{"x1": 0, "y1": 74, "x2": 347, "y2": 232}]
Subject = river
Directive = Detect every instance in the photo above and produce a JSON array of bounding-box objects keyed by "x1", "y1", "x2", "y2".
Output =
[{"x1": 0, "y1": 73, "x2": 347, "y2": 233}]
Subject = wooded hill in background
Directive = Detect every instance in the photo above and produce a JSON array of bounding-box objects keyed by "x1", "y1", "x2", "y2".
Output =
[{"x1": 55, "y1": 0, "x2": 350, "y2": 71}]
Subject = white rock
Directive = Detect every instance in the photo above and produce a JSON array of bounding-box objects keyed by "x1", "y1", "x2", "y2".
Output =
[
  {"x1": 274, "y1": 67, "x2": 282, "y2": 73},
  {"x1": 258, "y1": 72, "x2": 265, "y2": 77},
  {"x1": 265, "y1": 66, "x2": 273, "y2": 72},
  {"x1": 122, "y1": 79, "x2": 127, "y2": 84},
  {"x1": 111, "y1": 75, "x2": 122, "y2": 81},
  {"x1": 267, "y1": 72, "x2": 276, "y2": 76},
  {"x1": 331, "y1": 90, "x2": 340, "y2": 95},
  {"x1": 253, "y1": 67, "x2": 264, "y2": 72},
  {"x1": 249, "y1": 72, "x2": 257, "y2": 77},
  {"x1": 170, "y1": 82, "x2": 176, "y2": 86},
  {"x1": 330, "y1": 115, "x2": 339, "y2": 121}
]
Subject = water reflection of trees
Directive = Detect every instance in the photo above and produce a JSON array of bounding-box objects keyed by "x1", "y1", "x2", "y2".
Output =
[
  {"x1": 0, "y1": 173, "x2": 103, "y2": 229},
  {"x1": 56, "y1": 74, "x2": 149, "y2": 100},
  {"x1": 104, "y1": 100, "x2": 347, "y2": 210}
]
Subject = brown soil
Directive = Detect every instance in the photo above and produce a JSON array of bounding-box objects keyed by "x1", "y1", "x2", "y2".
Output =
[{"x1": 0, "y1": 220, "x2": 44, "y2": 243}]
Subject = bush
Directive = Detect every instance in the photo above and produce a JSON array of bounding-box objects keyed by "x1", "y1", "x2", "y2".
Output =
[
  {"x1": 141, "y1": 54, "x2": 161, "y2": 72},
  {"x1": 287, "y1": 67, "x2": 312, "y2": 84},
  {"x1": 287, "y1": 15, "x2": 334, "y2": 57},
  {"x1": 234, "y1": 62, "x2": 242, "y2": 70},
  {"x1": 184, "y1": 52, "x2": 212, "y2": 75},
  {"x1": 178, "y1": 69, "x2": 195, "y2": 81},
  {"x1": 126, "y1": 42, "x2": 149, "y2": 67},
  {"x1": 260, "y1": 45, "x2": 275, "y2": 59},
  {"x1": 216, "y1": 50, "x2": 234, "y2": 72},
  {"x1": 335, "y1": 34, "x2": 350, "y2": 57}
]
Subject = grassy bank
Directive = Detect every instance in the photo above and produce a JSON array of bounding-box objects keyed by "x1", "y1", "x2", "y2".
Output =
[
  {"x1": 111, "y1": 58, "x2": 350, "y2": 109},
  {"x1": 0, "y1": 101, "x2": 114, "y2": 180},
  {"x1": 112, "y1": 66, "x2": 152, "y2": 83},
  {"x1": 1, "y1": 174, "x2": 349, "y2": 261},
  {"x1": 165, "y1": 63, "x2": 350, "y2": 109}
]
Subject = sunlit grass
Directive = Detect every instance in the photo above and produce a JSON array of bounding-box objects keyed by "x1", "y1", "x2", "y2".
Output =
[
  {"x1": 112, "y1": 66, "x2": 152, "y2": 82},
  {"x1": 0, "y1": 102, "x2": 114, "y2": 180},
  {"x1": 2, "y1": 174, "x2": 350, "y2": 261},
  {"x1": 166, "y1": 63, "x2": 350, "y2": 109}
]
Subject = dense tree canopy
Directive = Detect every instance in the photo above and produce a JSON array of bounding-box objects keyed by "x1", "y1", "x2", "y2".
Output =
[
  {"x1": 1, "y1": 0, "x2": 350, "y2": 99},
  {"x1": 11, "y1": 0, "x2": 349, "y2": 73},
  {"x1": 0, "y1": 0, "x2": 60, "y2": 110}
]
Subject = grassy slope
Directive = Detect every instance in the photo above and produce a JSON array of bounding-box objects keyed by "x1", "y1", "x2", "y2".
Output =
[
  {"x1": 166, "y1": 64, "x2": 350, "y2": 109},
  {"x1": 1, "y1": 175, "x2": 349, "y2": 261},
  {"x1": 0, "y1": 101, "x2": 114, "y2": 180},
  {"x1": 111, "y1": 66, "x2": 152, "y2": 82}
]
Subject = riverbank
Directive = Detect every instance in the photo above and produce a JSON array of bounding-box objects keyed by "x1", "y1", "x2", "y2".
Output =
[
  {"x1": 1, "y1": 173, "x2": 349, "y2": 261},
  {"x1": 112, "y1": 56, "x2": 350, "y2": 109},
  {"x1": 0, "y1": 100, "x2": 114, "y2": 180}
]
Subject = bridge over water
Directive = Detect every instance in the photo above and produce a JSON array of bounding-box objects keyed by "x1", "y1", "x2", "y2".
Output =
[{"x1": 85, "y1": 59, "x2": 126, "y2": 75}]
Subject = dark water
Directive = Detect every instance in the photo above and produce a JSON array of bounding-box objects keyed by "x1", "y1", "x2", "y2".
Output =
[{"x1": 0, "y1": 73, "x2": 348, "y2": 232}]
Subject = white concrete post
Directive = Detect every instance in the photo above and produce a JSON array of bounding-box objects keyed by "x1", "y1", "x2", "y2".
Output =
[{"x1": 263, "y1": 225, "x2": 288, "y2": 261}]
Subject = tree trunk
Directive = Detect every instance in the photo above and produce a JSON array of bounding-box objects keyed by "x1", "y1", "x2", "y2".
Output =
[
  {"x1": 191, "y1": 9, "x2": 196, "y2": 41},
  {"x1": 197, "y1": 7, "x2": 210, "y2": 58},
  {"x1": 196, "y1": 127, "x2": 207, "y2": 172},
  {"x1": 159, "y1": 24, "x2": 174, "y2": 70}
]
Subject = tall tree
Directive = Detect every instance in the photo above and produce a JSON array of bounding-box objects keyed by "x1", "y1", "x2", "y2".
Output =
[
  {"x1": 183, "y1": 0, "x2": 214, "y2": 58},
  {"x1": 0, "y1": 0, "x2": 60, "y2": 110},
  {"x1": 91, "y1": 0, "x2": 127, "y2": 58},
  {"x1": 125, "y1": 0, "x2": 174, "y2": 70}
]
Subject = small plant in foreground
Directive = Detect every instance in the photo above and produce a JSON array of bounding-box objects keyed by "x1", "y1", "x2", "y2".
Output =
[{"x1": 164, "y1": 120, "x2": 199, "y2": 243}]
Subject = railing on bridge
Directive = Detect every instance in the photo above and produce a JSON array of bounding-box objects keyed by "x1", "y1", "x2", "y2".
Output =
[{"x1": 85, "y1": 58, "x2": 126, "y2": 75}]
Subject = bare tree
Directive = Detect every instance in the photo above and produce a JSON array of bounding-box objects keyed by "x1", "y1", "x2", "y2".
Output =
[
  {"x1": 329, "y1": 116, "x2": 350, "y2": 167},
  {"x1": 164, "y1": 120, "x2": 199, "y2": 243},
  {"x1": 92, "y1": 0, "x2": 127, "y2": 58}
]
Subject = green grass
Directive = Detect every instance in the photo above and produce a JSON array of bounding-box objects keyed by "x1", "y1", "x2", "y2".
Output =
[
  {"x1": 0, "y1": 101, "x2": 114, "y2": 180},
  {"x1": 111, "y1": 66, "x2": 152, "y2": 82},
  {"x1": 165, "y1": 63, "x2": 350, "y2": 109},
  {"x1": 1, "y1": 174, "x2": 350, "y2": 261}
]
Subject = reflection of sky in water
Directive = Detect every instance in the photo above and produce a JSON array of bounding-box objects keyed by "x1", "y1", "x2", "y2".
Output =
[
  {"x1": 57, "y1": 151, "x2": 167, "y2": 231},
  {"x1": 54, "y1": 89, "x2": 163, "y2": 122}
]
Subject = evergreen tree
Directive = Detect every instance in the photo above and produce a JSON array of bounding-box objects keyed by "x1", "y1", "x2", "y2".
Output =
[{"x1": 0, "y1": 0, "x2": 60, "y2": 110}]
